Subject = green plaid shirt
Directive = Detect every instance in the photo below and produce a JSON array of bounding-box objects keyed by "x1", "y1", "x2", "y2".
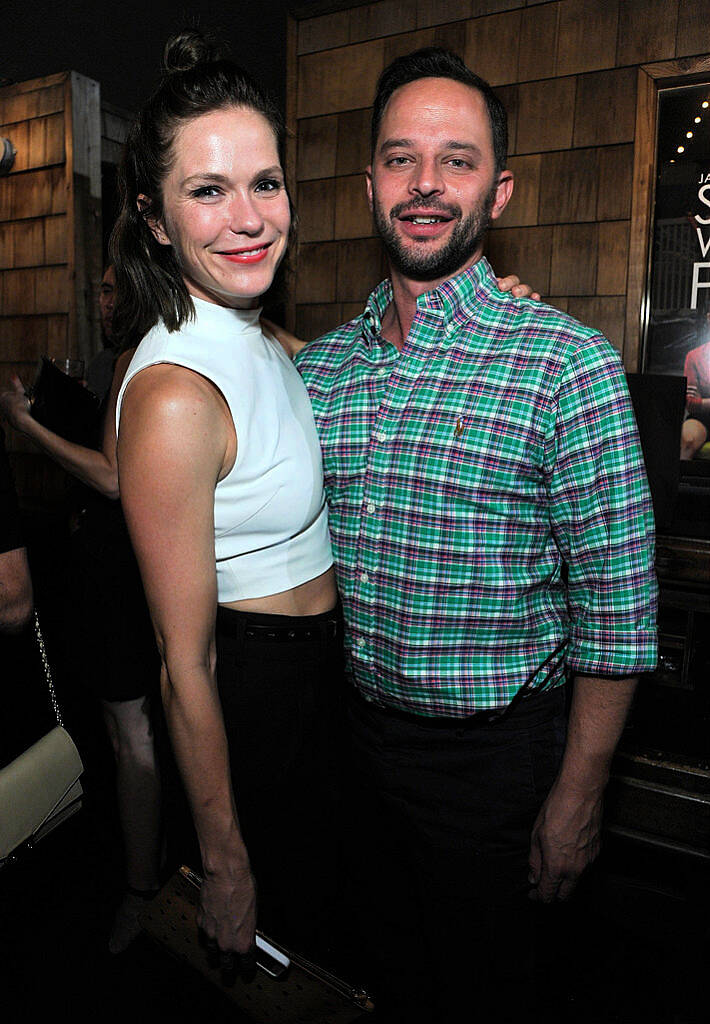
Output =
[{"x1": 296, "y1": 258, "x2": 657, "y2": 715}]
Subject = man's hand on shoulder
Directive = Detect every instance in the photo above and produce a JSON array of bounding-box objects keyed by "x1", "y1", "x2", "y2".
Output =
[{"x1": 496, "y1": 274, "x2": 541, "y2": 301}]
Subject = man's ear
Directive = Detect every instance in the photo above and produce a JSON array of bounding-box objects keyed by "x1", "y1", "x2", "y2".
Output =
[
  {"x1": 137, "y1": 194, "x2": 170, "y2": 246},
  {"x1": 489, "y1": 172, "x2": 514, "y2": 224},
  {"x1": 365, "y1": 166, "x2": 373, "y2": 213}
]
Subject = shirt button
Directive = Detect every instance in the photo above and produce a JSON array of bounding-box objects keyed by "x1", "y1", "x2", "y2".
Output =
[
  {"x1": 375, "y1": 431, "x2": 387, "y2": 443},
  {"x1": 377, "y1": 367, "x2": 388, "y2": 376},
  {"x1": 357, "y1": 637, "x2": 367, "y2": 648},
  {"x1": 366, "y1": 501, "x2": 376, "y2": 513},
  {"x1": 360, "y1": 572, "x2": 369, "y2": 584}
]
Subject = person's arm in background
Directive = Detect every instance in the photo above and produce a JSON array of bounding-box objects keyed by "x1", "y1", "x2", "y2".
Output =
[
  {"x1": 0, "y1": 425, "x2": 33, "y2": 632},
  {"x1": 0, "y1": 545, "x2": 32, "y2": 633},
  {"x1": 528, "y1": 337, "x2": 657, "y2": 903},
  {"x1": 0, "y1": 348, "x2": 135, "y2": 500}
]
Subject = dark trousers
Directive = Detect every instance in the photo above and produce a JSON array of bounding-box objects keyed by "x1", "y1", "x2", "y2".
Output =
[
  {"x1": 344, "y1": 685, "x2": 568, "y2": 1023},
  {"x1": 215, "y1": 604, "x2": 346, "y2": 959}
]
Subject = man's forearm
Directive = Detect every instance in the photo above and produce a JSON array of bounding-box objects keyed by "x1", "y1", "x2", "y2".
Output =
[
  {"x1": 528, "y1": 674, "x2": 637, "y2": 901},
  {"x1": 557, "y1": 674, "x2": 637, "y2": 794}
]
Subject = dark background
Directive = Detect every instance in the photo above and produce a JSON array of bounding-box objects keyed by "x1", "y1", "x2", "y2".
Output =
[{"x1": 2, "y1": 0, "x2": 304, "y2": 116}]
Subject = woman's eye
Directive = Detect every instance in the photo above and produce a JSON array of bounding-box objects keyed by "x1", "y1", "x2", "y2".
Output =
[
  {"x1": 255, "y1": 178, "x2": 283, "y2": 193},
  {"x1": 191, "y1": 185, "x2": 222, "y2": 199}
]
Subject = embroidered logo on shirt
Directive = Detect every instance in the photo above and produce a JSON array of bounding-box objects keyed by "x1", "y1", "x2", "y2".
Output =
[{"x1": 454, "y1": 417, "x2": 465, "y2": 438}]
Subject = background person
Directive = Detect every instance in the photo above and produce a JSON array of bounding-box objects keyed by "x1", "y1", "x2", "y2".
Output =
[{"x1": 0, "y1": 311, "x2": 162, "y2": 955}]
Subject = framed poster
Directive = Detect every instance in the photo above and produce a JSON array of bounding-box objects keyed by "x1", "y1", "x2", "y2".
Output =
[{"x1": 644, "y1": 82, "x2": 710, "y2": 460}]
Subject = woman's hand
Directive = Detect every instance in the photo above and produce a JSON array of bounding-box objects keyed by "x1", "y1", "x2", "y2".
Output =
[
  {"x1": 0, "y1": 376, "x2": 33, "y2": 433},
  {"x1": 199, "y1": 859, "x2": 258, "y2": 954},
  {"x1": 496, "y1": 274, "x2": 541, "y2": 301}
]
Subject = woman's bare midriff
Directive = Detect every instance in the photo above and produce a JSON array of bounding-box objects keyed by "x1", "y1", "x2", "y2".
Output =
[{"x1": 221, "y1": 566, "x2": 337, "y2": 617}]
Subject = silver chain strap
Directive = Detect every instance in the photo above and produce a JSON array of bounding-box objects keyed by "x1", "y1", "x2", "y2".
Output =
[{"x1": 33, "y1": 610, "x2": 64, "y2": 730}]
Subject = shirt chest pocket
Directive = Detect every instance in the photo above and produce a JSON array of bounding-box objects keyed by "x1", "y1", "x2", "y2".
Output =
[{"x1": 409, "y1": 411, "x2": 544, "y2": 520}]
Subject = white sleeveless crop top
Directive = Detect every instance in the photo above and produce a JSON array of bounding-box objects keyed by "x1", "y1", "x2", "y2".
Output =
[{"x1": 116, "y1": 297, "x2": 332, "y2": 602}]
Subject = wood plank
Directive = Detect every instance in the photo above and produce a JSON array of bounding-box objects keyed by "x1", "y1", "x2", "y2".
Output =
[
  {"x1": 0, "y1": 315, "x2": 49, "y2": 362},
  {"x1": 616, "y1": 0, "x2": 680, "y2": 66},
  {"x1": 518, "y1": 3, "x2": 559, "y2": 82},
  {"x1": 44, "y1": 215, "x2": 68, "y2": 264},
  {"x1": 383, "y1": 22, "x2": 466, "y2": 63},
  {"x1": 335, "y1": 174, "x2": 373, "y2": 238},
  {"x1": 298, "y1": 179, "x2": 336, "y2": 242},
  {"x1": 573, "y1": 68, "x2": 637, "y2": 148},
  {"x1": 538, "y1": 148, "x2": 600, "y2": 224},
  {"x1": 497, "y1": 85, "x2": 519, "y2": 157},
  {"x1": 416, "y1": 0, "x2": 472, "y2": 27},
  {"x1": 625, "y1": 68, "x2": 656, "y2": 372},
  {"x1": 101, "y1": 109, "x2": 130, "y2": 145},
  {"x1": 0, "y1": 83, "x2": 65, "y2": 125},
  {"x1": 12, "y1": 218, "x2": 45, "y2": 268},
  {"x1": 495, "y1": 154, "x2": 541, "y2": 228},
  {"x1": 34, "y1": 265, "x2": 69, "y2": 315},
  {"x1": 484, "y1": 225, "x2": 553, "y2": 296},
  {"x1": 0, "y1": 223, "x2": 13, "y2": 268},
  {"x1": 342, "y1": 301, "x2": 365, "y2": 321},
  {"x1": 556, "y1": 0, "x2": 619, "y2": 76},
  {"x1": 464, "y1": 11, "x2": 522, "y2": 87},
  {"x1": 336, "y1": 108, "x2": 372, "y2": 176},
  {"x1": 566, "y1": 296, "x2": 626, "y2": 353},
  {"x1": 677, "y1": 0, "x2": 710, "y2": 57},
  {"x1": 297, "y1": 39, "x2": 385, "y2": 118},
  {"x1": 596, "y1": 220, "x2": 629, "y2": 295},
  {"x1": 297, "y1": 115, "x2": 339, "y2": 181},
  {"x1": 550, "y1": 223, "x2": 599, "y2": 295},
  {"x1": 597, "y1": 144, "x2": 634, "y2": 221},
  {"x1": 295, "y1": 241, "x2": 338, "y2": 303},
  {"x1": 1, "y1": 268, "x2": 37, "y2": 314},
  {"x1": 295, "y1": 303, "x2": 343, "y2": 341},
  {"x1": 546, "y1": 296, "x2": 570, "y2": 312},
  {"x1": 336, "y1": 237, "x2": 385, "y2": 301},
  {"x1": 46, "y1": 314, "x2": 68, "y2": 359},
  {"x1": 0, "y1": 167, "x2": 67, "y2": 222},
  {"x1": 471, "y1": 0, "x2": 521, "y2": 11},
  {"x1": 298, "y1": 9, "x2": 351, "y2": 54},
  {"x1": 348, "y1": 1, "x2": 418, "y2": 44},
  {"x1": 516, "y1": 77, "x2": 576, "y2": 155}
]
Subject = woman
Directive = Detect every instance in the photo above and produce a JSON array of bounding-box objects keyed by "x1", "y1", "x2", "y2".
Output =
[
  {"x1": 112, "y1": 31, "x2": 340, "y2": 960},
  {"x1": 0, "y1": 323, "x2": 162, "y2": 955}
]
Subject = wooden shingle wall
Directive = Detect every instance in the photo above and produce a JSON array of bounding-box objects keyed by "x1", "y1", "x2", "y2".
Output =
[
  {"x1": 288, "y1": 0, "x2": 710, "y2": 364},
  {"x1": 0, "y1": 71, "x2": 102, "y2": 499}
]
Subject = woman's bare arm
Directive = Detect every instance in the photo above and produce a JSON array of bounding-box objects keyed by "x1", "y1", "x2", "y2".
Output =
[
  {"x1": 118, "y1": 364, "x2": 255, "y2": 954},
  {"x1": 0, "y1": 348, "x2": 135, "y2": 499}
]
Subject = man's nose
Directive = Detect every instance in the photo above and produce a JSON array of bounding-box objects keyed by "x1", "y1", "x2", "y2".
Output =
[{"x1": 410, "y1": 158, "x2": 444, "y2": 197}]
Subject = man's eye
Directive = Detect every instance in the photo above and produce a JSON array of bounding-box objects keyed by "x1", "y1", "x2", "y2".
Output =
[
  {"x1": 448, "y1": 159, "x2": 471, "y2": 169},
  {"x1": 386, "y1": 156, "x2": 410, "y2": 166}
]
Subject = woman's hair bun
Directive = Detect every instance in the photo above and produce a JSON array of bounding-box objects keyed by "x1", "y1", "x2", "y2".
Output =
[{"x1": 162, "y1": 29, "x2": 227, "y2": 75}]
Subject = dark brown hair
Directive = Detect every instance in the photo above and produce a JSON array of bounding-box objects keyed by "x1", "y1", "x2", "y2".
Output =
[{"x1": 371, "y1": 47, "x2": 508, "y2": 177}]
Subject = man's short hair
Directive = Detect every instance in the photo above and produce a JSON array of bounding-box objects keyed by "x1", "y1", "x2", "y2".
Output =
[{"x1": 370, "y1": 47, "x2": 508, "y2": 177}]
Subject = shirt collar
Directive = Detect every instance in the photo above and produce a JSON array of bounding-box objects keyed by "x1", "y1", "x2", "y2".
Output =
[{"x1": 359, "y1": 257, "x2": 497, "y2": 346}]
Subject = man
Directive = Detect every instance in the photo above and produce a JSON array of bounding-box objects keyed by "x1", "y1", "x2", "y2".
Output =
[
  {"x1": 296, "y1": 48, "x2": 657, "y2": 1021},
  {"x1": 0, "y1": 425, "x2": 32, "y2": 633},
  {"x1": 86, "y1": 264, "x2": 118, "y2": 402}
]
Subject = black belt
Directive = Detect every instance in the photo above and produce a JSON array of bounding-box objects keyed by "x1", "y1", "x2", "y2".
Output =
[
  {"x1": 216, "y1": 605, "x2": 341, "y2": 643},
  {"x1": 243, "y1": 620, "x2": 339, "y2": 642}
]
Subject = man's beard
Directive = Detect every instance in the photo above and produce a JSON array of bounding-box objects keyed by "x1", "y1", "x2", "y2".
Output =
[{"x1": 371, "y1": 184, "x2": 498, "y2": 282}]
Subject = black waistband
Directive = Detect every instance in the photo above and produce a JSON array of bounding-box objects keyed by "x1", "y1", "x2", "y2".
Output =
[{"x1": 216, "y1": 604, "x2": 341, "y2": 643}]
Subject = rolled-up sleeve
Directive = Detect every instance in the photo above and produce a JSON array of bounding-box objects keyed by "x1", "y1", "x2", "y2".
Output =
[{"x1": 546, "y1": 337, "x2": 658, "y2": 677}]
